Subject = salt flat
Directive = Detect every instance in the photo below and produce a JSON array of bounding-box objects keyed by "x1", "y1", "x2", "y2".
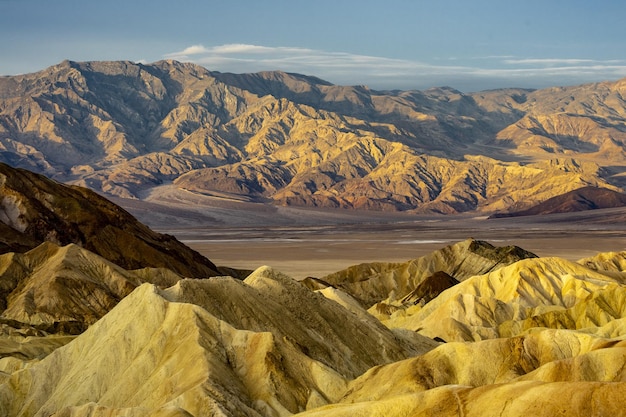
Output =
[
  {"x1": 180, "y1": 227, "x2": 626, "y2": 280},
  {"x1": 114, "y1": 189, "x2": 626, "y2": 280}
]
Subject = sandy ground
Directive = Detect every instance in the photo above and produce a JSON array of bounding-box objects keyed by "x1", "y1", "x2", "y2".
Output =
[
  {"x1": 180, "y1": 226, "x2": 626, "y2": 280},
  {"x1": 114, "y1": 186, "x2": 626, "y2": 280}
]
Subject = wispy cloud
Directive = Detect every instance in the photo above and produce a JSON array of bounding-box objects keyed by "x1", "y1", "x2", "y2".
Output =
[
  {"x1": 174, "y1": 44, "x2": 211, "y2": 56},
  {"x1": 504, "y1": 58, "x2": 599, "y2": 65},
  {"x1": 163, "y1": 44, "x2": 626, "y2": 91}
]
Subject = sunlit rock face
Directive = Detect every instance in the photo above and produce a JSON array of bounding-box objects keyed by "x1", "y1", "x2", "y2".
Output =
[
  {"x1": 306, "y1": 238, "x2": 538, "y2": 308},
  {"x1": 2, "y1": 237, "x2": 626, "y2": 416},
  {"x1": 0, "y1": 241, "x2": 625, "y2": 416},
  {"x1": 0, "y1": 267, "x2": 436, "y2": 417},
  {"x1": 2, "y1": 60, "x2": 626, "y2": 213}
]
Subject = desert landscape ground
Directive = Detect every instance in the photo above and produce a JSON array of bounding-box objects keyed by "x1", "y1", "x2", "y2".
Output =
[
  {"x1": 181, "y1": 225, "x2": 626, "y2": 280},
  {"x1": 3, "y1": 58, "x2": 626, "y2": 416},
  {"x1": 115, "y1": 186, "x2": 626, "y2": 279},
  {"x1": 3, "y1": 162, "x2": 626, "y2": 417}
]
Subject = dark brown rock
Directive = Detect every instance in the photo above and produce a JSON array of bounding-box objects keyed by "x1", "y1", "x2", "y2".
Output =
[{"x1": 0, "y1": 163, "x2": 219, "y2": 277}]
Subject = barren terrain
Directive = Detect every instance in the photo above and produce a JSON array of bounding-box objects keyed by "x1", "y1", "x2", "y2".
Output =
[
  {"x1": 115, "y1": 186, "x2": 626, "y2": 279},
  {"x1": 3, "y1": 164, "x2": 626, "y2": 417},
  {"x1": 3, "y1": 61, "x2": 626, "y2": 215}
]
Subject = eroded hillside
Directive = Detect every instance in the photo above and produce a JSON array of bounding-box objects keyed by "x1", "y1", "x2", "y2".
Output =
[
  {"x1": 2, "y1": 166, "x2": 626, "y2": 416},
  {"x1": 0, "y1": 162, "x2": 220, "y2": 278},
  {"x1": 0, "y1": 170, "x2": 625, "y2": 416},
  {"x1": 2, "y1": 239, "x2": 626, "y2": 417}
]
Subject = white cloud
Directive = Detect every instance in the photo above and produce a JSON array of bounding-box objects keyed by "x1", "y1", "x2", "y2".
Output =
[
  {"x1": 504, "y1": 58, "x2": 597, "y2": 65},
  {"x1": 162, "y1": 44, "x2": 626, "y2": 91},
  {"x1": 178, "y1": 45, "x2": 211, "y2": 55},
  {"x1": 212, "y1": 44, "x2": 272, "y2": 54}
]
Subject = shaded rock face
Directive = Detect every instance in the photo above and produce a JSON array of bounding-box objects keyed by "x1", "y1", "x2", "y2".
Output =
[
  {"x1": 400, "y1": 271, "x2": 459, "y2": 305},
  {"x1": 0, "y1": 163, "x2": 219, "y2": 278},
  {"x1": 1, "y1": 60, "x2": 626, "y2": 213}
]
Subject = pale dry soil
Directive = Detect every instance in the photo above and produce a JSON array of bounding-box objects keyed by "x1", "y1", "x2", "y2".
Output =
[
  {"x1": 180, "y1": 227, "x2": 626, "y2": 280},
  {"x1": 116, "y1": 188, "x2": 626, "y2": 280}
]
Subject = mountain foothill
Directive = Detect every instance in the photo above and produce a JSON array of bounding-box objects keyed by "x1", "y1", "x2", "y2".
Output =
[{"x1": 0, "y1": 159, "x2": 624, "y2": 416}]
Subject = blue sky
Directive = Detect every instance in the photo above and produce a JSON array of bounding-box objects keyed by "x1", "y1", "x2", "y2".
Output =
[{"x1": 1, "y1": 0, "x2": 625, "y2": 92}]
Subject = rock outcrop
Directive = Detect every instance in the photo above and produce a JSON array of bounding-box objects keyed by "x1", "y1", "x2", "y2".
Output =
[
  {"x1": 0, "y1": 241, "x2": 183, "y2": 334},
  {"x1": 305, "y1": 239, "x2": 537, "y2": 307}
]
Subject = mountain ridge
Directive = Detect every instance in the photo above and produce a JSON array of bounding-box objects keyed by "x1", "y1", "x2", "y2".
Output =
[
  {"x1": 1, "y1": 60, "x2": 626, "y2": 213},
  {"x1": 489, "y1": 185, "x2": 626, "y2": 218}
]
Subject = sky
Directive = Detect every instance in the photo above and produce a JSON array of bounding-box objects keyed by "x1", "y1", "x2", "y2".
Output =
[{"x1": 1, "y1": 0, "x2": 625, "y2": 92}]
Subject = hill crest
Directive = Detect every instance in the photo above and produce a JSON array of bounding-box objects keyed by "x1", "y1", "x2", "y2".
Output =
[{"x1": 489, "y1": 186, "x2": 626, "y2": 218}]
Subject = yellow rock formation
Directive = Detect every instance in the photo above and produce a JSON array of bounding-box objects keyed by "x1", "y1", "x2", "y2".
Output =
[{"x1": 1, "y1": 240, "x2": 626, "y2": 416}]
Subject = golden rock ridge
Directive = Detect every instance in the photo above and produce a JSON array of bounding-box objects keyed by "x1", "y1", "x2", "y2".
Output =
[{"x1": 1, "y1": 238, "x2": 626, "y2": 416}]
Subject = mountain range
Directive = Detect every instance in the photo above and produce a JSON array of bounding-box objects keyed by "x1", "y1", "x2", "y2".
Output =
[{"x1": 2, "y1": 60, "x2": 626, "y2": 213}]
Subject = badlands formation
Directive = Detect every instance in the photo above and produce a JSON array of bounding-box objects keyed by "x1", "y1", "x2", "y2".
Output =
[{"x1": 0, "y1": 166, "x2": 625, "y2": 416}]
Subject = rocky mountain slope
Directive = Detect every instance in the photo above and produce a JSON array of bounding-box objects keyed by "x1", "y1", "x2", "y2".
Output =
[
  {"x1": 0, "y1": 267, "x2": 435, "y2": 417},
  {"x1": 2, "y1": 67, "x2": 626, "y2": 416},
  {"x1": 489, "y1": 185, "x2": 626, "y2": 217},
  {"x1": 1, "y1": 60, "x2": 626, "y2": 213},
  {"x1": 292, "y1": 248, "x2": 626, "y2": 417},
  {"x1": 0, "y1": 162, "x2": 220, "y2": 277}
]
